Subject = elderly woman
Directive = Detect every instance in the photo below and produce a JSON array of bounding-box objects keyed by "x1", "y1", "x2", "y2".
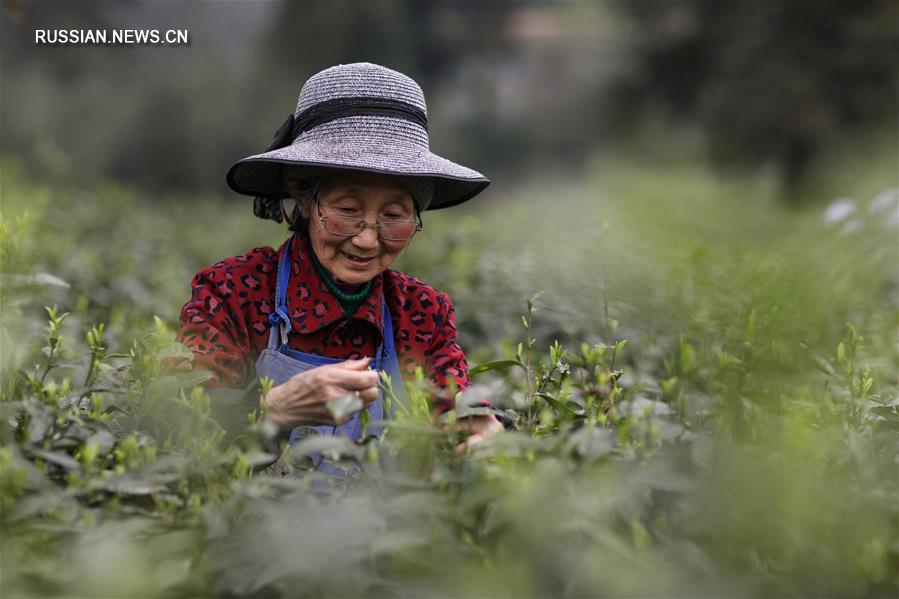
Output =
[{"x1": 178, "y1": 63, "x2": 501, "y2": 451}]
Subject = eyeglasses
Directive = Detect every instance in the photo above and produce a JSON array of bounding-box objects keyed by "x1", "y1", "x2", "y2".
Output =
[{"x1": 316, "y1": 200, "x2": 422, "y2": 241}]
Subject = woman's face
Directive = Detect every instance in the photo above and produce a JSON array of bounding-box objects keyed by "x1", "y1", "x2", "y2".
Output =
[{"x1": 294, "y1": 172, "x2": 417, "y2": 286}]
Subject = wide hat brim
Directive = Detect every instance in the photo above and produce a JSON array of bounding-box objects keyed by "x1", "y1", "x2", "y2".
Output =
[{"x1": 227, "y1": 134, "x2": 489, "y2": 211}]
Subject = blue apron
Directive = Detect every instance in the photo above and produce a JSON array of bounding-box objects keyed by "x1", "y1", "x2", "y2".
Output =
[{"x1": 254, "y1": 235, "x2": 408, "y2": 460}]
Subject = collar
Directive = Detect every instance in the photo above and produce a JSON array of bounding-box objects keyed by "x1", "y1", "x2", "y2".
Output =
[{"x1": 278, "y1": 232, "x2": 384, "y2": 342}]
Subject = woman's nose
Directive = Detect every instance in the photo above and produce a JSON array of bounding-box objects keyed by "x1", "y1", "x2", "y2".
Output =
[{"x1": 351, "y1": 223, "x2": 380, "y2": 249}]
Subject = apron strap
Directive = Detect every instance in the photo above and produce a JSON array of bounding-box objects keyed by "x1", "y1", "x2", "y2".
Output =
[
  {"x1": 379, "y1": 295, "x2": 393, "y2": 366},
  {"x1": 267, "y1": 234, "x2": 294, "y2": 349},
  {"x1": 378, "y1": 291, "x2": 409, "y2": 415}
]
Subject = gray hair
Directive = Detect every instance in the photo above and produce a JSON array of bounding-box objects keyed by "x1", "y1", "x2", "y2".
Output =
[{"x1": 282, "y1": 175, "x2": 321, "y2": 232}]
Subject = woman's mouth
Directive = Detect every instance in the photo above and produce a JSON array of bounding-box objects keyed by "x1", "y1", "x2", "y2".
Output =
[{"x1": 342, "y1": 251, "x2": 376, "y2": 267}]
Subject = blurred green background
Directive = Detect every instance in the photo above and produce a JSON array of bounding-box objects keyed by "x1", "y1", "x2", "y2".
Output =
[
  {"x1": 2, "y1": 0, "x2": 896, "y2": 195},
  {"x1": 1, "y1": 1, "x2": 898, "y2": 597},
  {"x1": 2, "y1": 0, "x2": 896, "y2": 347}
]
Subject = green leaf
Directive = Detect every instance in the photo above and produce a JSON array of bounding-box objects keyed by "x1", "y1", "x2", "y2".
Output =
[
  {"x1": 371, "y1": 529, "x2": 431, "y2": 555},
  {"x1": 374, "y1": 421, "x2": 447, "y2": 436},
  {"x1": 85, "y1": 430, "x2": 116, "y2": 454},
  {"x1": 86, "y1": 475, "x2": 168, "y2": 495},
  {"x1": 567, "y1": 427, "x2": 615, "y2": 460},
  {"x1": 679, "y1": 339, "x2": 696, "y2": 375},
  {"x1": 534, "y1": 392, "x2": 560, "y2": 407},
  {"x1": 157, "y1": 342, "x2": 195, "y2": 361},
  {"x1": 326, "y1": 394, "x2": 364, "y2": 422},
  {"x1": 526, "y1": 291, "x2": 547, "y2": 312},
  {"x1": 290, "y1": 435, "x2": 360, "y2": 461},
  {"x1": 170, "y1": 369, "x2": 213, "y2": 389},
  {"x1": 814, "y1": 356, "x2": 837, "y2": 377},
  {"x1": 660, "y1": 377, "x2": 679, "y2": 397},
  {"x1": 745, "y1": 308, "x2": 756, "y2": 342},
  {"x1": 470, "y1": 359, "x2": 523, "y2": 375},
  {"x1": 240, "y1": 451, "x2": 278, "y2": 469},
  {"x1": 632, "y1": 520, "x2": 651, "y2": 553},
  {"x1": 27, "y1": 448, "x2": 81, "y2": 472},
  {"x1": 616, "y1": 397, "x2": 674, "y2": 417},
  {"x1": 862, "y1": 377, "x2": 873, "y2": 395}
]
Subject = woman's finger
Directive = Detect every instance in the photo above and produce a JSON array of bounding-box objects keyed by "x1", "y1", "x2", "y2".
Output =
[
  {"x1": 325, "y1": 368, "x2": 380, "y2": 391},
  {"x1": 333, "y1": 357, "x2": 372, "y2": 371},
  {"x1": 326, "y1": 386, "x2": 378, "y2": 407},
  {"x1": 453, "y1": 415, "x2": 504, "y2": 454},
  {"x1": 455, "y1": 432, "x2": 486, "y2": 454},
  {"x1": 357, "y1": 386, "x2": 379, "y2": 405}
]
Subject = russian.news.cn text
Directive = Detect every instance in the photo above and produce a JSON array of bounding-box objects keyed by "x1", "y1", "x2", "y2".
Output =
[{"x1": 35, "y1": 29, "x2": 190, "y2": 45}]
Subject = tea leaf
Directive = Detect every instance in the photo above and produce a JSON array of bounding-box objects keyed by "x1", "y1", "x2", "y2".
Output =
[
  {"x1": 326, "y1": 394, "x2": 364, "y2": 423},
  {"x1": 470, "y1": 359, "x2": 523, "y2": 375},
  {"x1": 26, "y1": 448, "x2": 80, "y2": 472}
]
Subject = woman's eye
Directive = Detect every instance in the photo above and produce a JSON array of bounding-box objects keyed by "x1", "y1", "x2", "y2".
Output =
[{"x1": 384, "y1": 213, "x2": 406, "y2": 220}]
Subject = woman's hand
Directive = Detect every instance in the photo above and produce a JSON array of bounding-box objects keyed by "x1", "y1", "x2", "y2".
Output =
[
  {"x1": 261, "y1": 357, "x2": 380, "y2": 430},
  {"x1": 454, "y1": 413, "x2": 504, "y2": 453}
]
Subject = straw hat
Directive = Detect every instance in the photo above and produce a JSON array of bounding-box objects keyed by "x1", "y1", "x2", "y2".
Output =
[{"x1": 226, "y1": 62, "x2": 489, "y2": 215}]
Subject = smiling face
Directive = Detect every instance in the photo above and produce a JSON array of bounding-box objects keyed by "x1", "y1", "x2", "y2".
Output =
[{"x1": 293, "y1": 172, "x2": 418, "y2": 286}]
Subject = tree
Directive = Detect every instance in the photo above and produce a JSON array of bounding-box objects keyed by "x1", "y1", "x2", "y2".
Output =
[{"x1": 611, "y1": 0, "x2": 898, "y2": 196}]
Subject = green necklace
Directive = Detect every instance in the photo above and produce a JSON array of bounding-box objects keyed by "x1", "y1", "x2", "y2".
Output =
[{"x1": 310, "y1": 249, "x2": 372, "y2": 308}]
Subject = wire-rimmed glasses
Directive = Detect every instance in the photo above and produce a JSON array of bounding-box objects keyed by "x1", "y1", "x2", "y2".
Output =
[{"x1": 316, "y1": 200, "x2": 422, "y2": 241}]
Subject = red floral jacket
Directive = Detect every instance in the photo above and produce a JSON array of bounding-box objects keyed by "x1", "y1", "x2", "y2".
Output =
[{"x1": 177, "y1": 233, "x2": 470, "y2": 411}]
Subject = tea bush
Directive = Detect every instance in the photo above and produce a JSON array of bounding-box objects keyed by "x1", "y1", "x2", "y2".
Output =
[{"x1": 1, "y1": 151, "x2": 897, "y2": 597}]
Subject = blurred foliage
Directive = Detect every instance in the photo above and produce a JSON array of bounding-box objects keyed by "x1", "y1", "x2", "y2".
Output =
[
  {"x1": 612, "y1": 0, "x2": 898, "y2": 194},
  {"x1": 2, "y1": 0, "x2": 896, "y2": 197},
  {"x1": 2, "y1": 127, "x2": 898, "y2": 595}
]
